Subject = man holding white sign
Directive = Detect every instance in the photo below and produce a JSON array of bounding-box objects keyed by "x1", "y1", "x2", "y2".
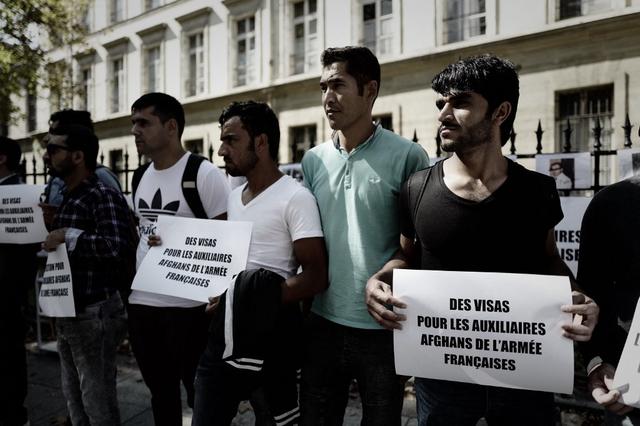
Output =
[
  {"x1": 41, "y1": 124, "x2": 136, "y2": 425},
  {"x1": 189, "y1": 101, "x2": 327, "y2": 425},
  {"x1": 0, "y1": 136, "x2": 39, "y2": 426},
  {"x1": 366, "y1": 55, "x2": 598, "y2": 425},
  {"x1": 579, "y1": 175, "x2": 640, "y2": 425},
  {"x1": 128, "y1": 92, "x2": 230, "y2": 425}
]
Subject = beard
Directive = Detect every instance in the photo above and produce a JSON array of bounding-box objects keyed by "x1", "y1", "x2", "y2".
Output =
[
  {"x1": 224, "y1": 151, "x2": 258, "y2": 177},
  {"x1": 440, "y1": 117, "x2": 493, "y2": 153}
]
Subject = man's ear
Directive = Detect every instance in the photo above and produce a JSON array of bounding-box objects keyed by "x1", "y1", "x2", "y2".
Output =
[
  {"x1": 492, "y1": 101, "x2": 512, "y2": 126},
  {"x1": 365, "y1": 80, "x2": 378, "y2": 104},
  {"x1": 254, "y1": 133, "x2": 268, "y2": 156},
  {"x1": 71, "y1": 150, "x2": 85, "y2": 167},
  {"x1": 166, "y1": 118, "x2": 178, "y2": 136}
]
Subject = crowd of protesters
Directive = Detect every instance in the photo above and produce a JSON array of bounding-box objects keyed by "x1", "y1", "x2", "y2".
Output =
[{"x1": 0, "y1": 45, "x2": 637, "y2": 426}]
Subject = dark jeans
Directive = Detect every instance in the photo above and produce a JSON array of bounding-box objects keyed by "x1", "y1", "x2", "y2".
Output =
[
  {"x1": 605, "y1": 409, "x2": 640, "y2": 426},
  {"x1": 128, "y1": 303, "x2": 209, "y2": 426},
  {"x1": 414, "y1": 378, "x2": 555, "y2": 426},
  {"x1": 300, "y1": 313, "x2": 407, "y2": 426},
  {"x1": 56, "y1": 293, "x2": 127, "y2": 426}
]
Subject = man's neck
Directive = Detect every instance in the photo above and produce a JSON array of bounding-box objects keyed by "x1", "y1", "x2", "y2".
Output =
[
  {"x1": 336, "y1": 116, "x2": 376, "y2": 153},
  {"x1": 242, "y1": 162, "x2": 283, "y2": 205},
  {"x1": 442, "y1": 143, "x2": 508, "y2": 201},
  {"x1": 151, "y1": 144, "x2": 186, "y2": 170},
  {"x1": 63, "y1": 169, "x2": 92, "y2": 191}
]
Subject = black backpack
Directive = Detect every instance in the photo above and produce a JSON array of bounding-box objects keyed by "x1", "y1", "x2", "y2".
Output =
[{"x1": 131, "y1": 153, "x2": 209, "y2": 219}]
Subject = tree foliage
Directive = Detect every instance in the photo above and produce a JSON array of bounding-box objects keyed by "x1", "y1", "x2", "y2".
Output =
[{"x1": 0, "y1": 0, "x2": 88, "y2": 129}]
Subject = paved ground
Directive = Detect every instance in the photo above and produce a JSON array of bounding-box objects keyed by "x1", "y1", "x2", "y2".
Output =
[
  {"x1": 25, "y1": 343, "x2": 605, "y2": 426},
  {"x1": 25, "y1": 345, "x2": 418, "y2": 426}
]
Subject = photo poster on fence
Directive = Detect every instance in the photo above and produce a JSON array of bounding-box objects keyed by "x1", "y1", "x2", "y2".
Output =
[
  {"x1": 536, "y1": 152, "x2": 592, "y2": 190},
  {"x1": 0, "y1": 184, "x2": 48, "y2": 244},
  {"x1": 393, "y1": 269, "x2": 574, "y2": 394},
  {"x1": 556, "y1": 197, "x2": 590, "y2": 277},
  {"x1": 39, "y1": 243, "x2": 76, "y2": 318},
  {"x1": 612, "y1": 297, "x2": 640, "y2": 408},
  {"x1": 279, "y1": 163, "x2": 304, "y2": 184},
  {"x1": 617, "y1": 147, "x2": 640, "y2": 181},
  {"x1": 132, "y1": 216, "x2": 252, "y2": 302}
]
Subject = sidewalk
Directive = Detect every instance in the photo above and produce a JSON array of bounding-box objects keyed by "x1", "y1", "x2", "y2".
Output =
[{"x1": 25, "y1": 345, "x2": 418, "y2": 426}]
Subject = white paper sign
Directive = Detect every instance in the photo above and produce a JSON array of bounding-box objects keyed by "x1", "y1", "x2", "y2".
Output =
[
  {"x1": 132, "y1": 216, "x2": 252, "y2": 302},
  {"x1": 39, "y1": 243, "x2": 76, "y2": 317},
  {"x1": 0, "y1": 184, "x2": 48, "y2": 244},
  {"x1": 393, "y1": 270, "x2": 574, "y2": 394},
  {"x1": 556, "y1": 197, "x2": 590, "y2": 277},
  {"x1": 536, "y1": 153, "x2": 592, "y2": 190},
  {"x1": 613, "y1": 298, "x2": 640, "y2": 408}
]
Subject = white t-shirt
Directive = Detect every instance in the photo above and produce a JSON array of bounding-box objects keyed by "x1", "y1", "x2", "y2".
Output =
[
  {"x1": 228, "y1": 175, "x2": 323, "y2": 279},
  {"x1": 130, "y1": 153, "x2": 230, "y2": 308}
]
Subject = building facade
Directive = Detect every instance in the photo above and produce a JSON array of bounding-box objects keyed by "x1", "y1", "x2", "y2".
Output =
[{"x1": 8, "y1": 0, "x2": 640, "y2": 186}]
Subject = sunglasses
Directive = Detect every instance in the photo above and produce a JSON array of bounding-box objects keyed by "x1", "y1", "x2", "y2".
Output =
[{"x1": 46, "y1": 144, "x2": 73, "y2": 155}]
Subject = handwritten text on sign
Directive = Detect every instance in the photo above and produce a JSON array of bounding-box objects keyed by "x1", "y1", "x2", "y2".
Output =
[
  {"x1": 132, "y1": 216, "x2": 252, "y2": 302},
  {"x1": 38, "y1": 243, "x2": 76, "y2": 317},
  {"x1": 613, "y1": 297, "x2": 640, "y2": 408},
  {"x1": 393, "y1": 270, "x2": 574, "y2": 394},
  {"x1": 0, "y1": 184, "x2": 48, "y2": 244}
]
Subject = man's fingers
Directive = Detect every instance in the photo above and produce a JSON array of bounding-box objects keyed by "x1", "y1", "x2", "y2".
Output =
[{"x1": 592, "y1": 386, "x2": 619, "y2": 406}]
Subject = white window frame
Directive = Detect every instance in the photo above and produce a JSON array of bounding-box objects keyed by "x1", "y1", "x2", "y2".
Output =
[
  {"x1": 110, "y1": 0, "x2": 125, "y2": 24},
  {"x1": 143, "y1": 44, "x2": 163, "y2": 93},
  {"x1": 79, "y1": 65, "x2": 93, "y2": 111},
  {"x1": 357, "y1": 0, "x2": 397, "y2": 58},
  {"x1": 109, "y1": 56, "x2": 126, "y2": 113},
  {"x1": 184, "y1": 31, "x2": 206, "y2": 97},
  {"x1": 289, "y1": 0, "x2": 319, "y2": 76},
  {"x1": 176, "y1": 7, "x2": 211, "y2": 98},
  {"x1": 234, "y1": 15, "x2": 257, "y2": 87},
  {"x1": 440, "y1": 0, "x2": 487, "y2": 45},
  {"x1": 290, "y1": 124, "x2": 317, "y2": 162},
  {"x1": 144, "y1": 0, "x2": 163, "y2": 12}
]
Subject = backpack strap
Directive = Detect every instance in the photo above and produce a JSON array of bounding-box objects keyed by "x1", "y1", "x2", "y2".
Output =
[
  {"x1": 407, "y1": 167, "x2": 432, "y2": 227},
  {"x1": 131, "y1": 162, "x2": 151, "y2": 205},
  {"x1": 182, "y1": 154, "x2": 208, "y2": 219}
]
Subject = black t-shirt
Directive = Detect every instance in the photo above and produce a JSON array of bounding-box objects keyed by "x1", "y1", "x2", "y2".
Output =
[{"x1": 400, "y1": 158, "x2": 563, "y2": 275}]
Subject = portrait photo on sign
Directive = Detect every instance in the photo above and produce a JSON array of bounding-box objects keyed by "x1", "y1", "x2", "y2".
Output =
[
  {"x1": 617, "y1": 147, "x2": 640, "y2": 181},
  {"x1": 535, "y1": 153, "x2": 591, "y2": 190}
]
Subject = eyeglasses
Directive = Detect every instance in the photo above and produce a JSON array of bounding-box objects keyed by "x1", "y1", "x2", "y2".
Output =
[{"x1": 46, "y1": 144, "x2": 73, "y2": 155}]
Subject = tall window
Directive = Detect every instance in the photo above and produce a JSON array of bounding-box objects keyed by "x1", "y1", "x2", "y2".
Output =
[
  {"x1": 110, "y1": 0, "x2": 124, "y2": 23},
  {"x1": 236, "y1": 16, "x2": 256, "y2": 86},
  {"x1": 184, "y1": 139, "x2": 204, "y2": 155},
  {"x1": 186, "y1": 32, "x2": 205, "y2": 96},
  {"x1": 556, "y1": 85, "x2": 613, "y2": 152},
  {"x1": 362, "y1": 0, "x2": 393, "y2": 56},
  {"x1": 26, "y1": 91, "x2": 37, "y2": 132},
  {"x1": 290, "y1": 125, "x2": 316, "y2": 162},
  {"x1": 443, "y1": 0, "x2": 486, "y2": 44},
  {"x1": 145, "y1": 46, "x2": 162, "y2": 93},
  {"x1": 556, "y1": 0, "x2": 611, "y2": 20},
  {"x1": 291, "y1": 0, "x2": 318, "y2": 75},
  {"x1": 110, "y1": 57, "x2": 125, "y2": 113},
  {"x1": 79, "y1": 66, "x2": 92, "y2": 111},
  {"x1": 145, "y1": 0, "x2": 162, "y2": 11}
]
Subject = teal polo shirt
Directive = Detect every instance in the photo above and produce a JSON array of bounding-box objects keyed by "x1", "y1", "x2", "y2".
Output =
[{"x1": 302, "y1": 125, "x2": 429, "y2": 329}]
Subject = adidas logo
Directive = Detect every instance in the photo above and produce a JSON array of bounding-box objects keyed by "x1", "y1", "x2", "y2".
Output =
[{"x1": 138, "y1": 188, "x2": 180, "y2": 222}]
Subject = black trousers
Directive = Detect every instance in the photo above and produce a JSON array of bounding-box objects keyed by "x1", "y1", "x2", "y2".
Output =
[{"x1": 128, "y1": 303, "x2": 209, "y2": 426}]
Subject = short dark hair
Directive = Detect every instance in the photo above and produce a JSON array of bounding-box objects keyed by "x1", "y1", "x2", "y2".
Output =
[
  {"x1": 0, "y1": 136, "x2": 22, "y2": 172},
  {"x1": 50, "y1": 124, "x2": 99, "y2": 171},
  {"x1": 432, "y1": 55, "x2": 519, "y2": 146},
  {"x1": 219, "y1": 101, "x2": 280, "y2": 161},
  {"x1": 49, "y1": 109, "x2": 94, "y2": 132},
  {"x1": 321, "y1": 46, "x2": 381, "y2": 97},
  {"x1": 131, "y1": 92, "x2": 186, "y2": 137}
]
